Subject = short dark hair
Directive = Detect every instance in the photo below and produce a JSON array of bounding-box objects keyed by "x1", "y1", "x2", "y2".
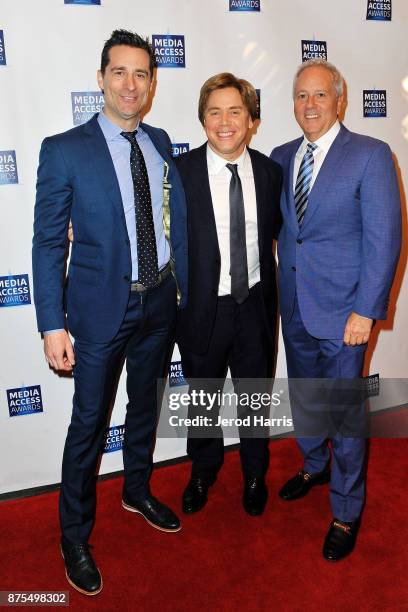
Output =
[
  {"x1": 100, "y1": 29, "x2": 156, "y2": 77},
  {"x1": 198, "y1": 72, "x2": 258, "y2": 125}
]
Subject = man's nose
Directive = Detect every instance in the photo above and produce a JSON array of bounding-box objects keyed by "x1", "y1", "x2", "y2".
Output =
[{"x1": 124, "y1": 74, "x2": 136, "y2": 90}]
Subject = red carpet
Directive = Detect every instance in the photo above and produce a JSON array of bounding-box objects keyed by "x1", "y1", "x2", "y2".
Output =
[{"x1": 0, "y1": 438, "x2": 407, "y2": 611}]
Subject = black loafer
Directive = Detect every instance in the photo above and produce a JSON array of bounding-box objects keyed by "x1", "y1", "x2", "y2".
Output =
[
  {"x1": 323, "y1": 518, "x2": 360, "y2": 561},
  {"x1": 279, "y1": 467, "x2": 330, "y2": 501},
  {"x1": 243, "y1": 477, "x2": 268, "y2": 516},
  {"x1": 61, "y1": 538, "x2": 102, "y2": 596},
  {"x1": 182, "y1": 477, "x2": 215, "y2": 514},
  {"x1": 122, "y1": 494, "x2": 181, "y2": 532}
]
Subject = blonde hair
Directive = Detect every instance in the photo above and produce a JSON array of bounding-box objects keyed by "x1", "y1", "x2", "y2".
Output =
[{"x1": 198, "y1": 72, "x2": 258, "y2": 124}]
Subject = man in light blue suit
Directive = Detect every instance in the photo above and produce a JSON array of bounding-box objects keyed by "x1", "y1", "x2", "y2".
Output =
[
  {"x1": 32, "y1": 30, "x2": 188, "y2": 595},
  {"x1": 271, "y1": 59, "x2": 401, "y2": 561}
]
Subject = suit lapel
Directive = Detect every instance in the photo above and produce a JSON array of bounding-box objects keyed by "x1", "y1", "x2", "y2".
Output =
[
  {"x1": 81, "y1": 115, "x2": 127, "y2": 231},
  {"x1": 140, "y1": 123, "x2": 174, "y2": 247},
  {"x1": 302, "y1": 124, "x2": 350, "y2": 230},
  {"x1": 193, "y1": 144, "x2": 221, "y2": 257},
  {"x1": 284, "y1": 139, "x2": 303, "y2": 235},
  {"x1": 140, "y1": 122, "x2": 173, "y2": 165},
  {"x1": 248, "y1": 148, "x2": 267, "y2": 258}
]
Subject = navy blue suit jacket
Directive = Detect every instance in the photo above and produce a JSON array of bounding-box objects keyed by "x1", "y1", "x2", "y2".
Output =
[
  {"x1": 32, "y1": 114, "x2": 188, "y2": 343},
  {"x1": 271, "y1": 124, "x2": 401, "y2": 339}
]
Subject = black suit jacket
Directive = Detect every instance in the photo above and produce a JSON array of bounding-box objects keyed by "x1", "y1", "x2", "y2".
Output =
[{"x1": 176, "y1": 143, "x2": 282, "y2": 355}]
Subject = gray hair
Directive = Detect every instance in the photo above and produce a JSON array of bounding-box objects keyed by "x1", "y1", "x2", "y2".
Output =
[{"x1": 292, "y1": 59, "x2": 344, "y2": 99}]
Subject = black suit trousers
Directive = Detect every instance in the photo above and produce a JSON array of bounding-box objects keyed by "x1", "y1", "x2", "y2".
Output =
[{"x1": 180, "y1": 283, "x2": 274, "y2": 480}]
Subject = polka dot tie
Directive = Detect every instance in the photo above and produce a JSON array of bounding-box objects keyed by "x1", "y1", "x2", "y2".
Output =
[{"x1": 121, "y1": 130, "x2": 159, "y2": 288}]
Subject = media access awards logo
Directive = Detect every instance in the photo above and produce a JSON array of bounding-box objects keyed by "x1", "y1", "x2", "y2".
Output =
[
  {"x1": 103, "y1": 424, "x2": 125, "y2": 453},
  {"x1": 0, "y1": 274, "x2": 31, "y2": 308},
  {"x1": 169, "y1": 361, "x2": 186, "y2": 388},
  {"x1": 363, "y1": 90, "x2": 387, "y2": 117},
  {"x1": 366, "y1": 1, "x2": 391, "y2": 21},
  {"x1": 301, "y1": 40, "x2": 327, "y2": 62},
  {"x1": 255, "y1": 89, "x2": 261, "y2": 119},
  {"x1": 152, "y1": 35, "x2": 185, "y2": 68},
  {"x1": 0, "y1": 30, "x2": 6, "y2": 65},
  {"x1": 171, "y1": 143, "x2": 189, "y2": 157},
  {"x1": 7, "y1": 385, "x2": 43, "y2": 417},
  {"x1": 0, "y1": 151, "x2": 18, "y2": 185},
  {"x1": 64, "y1": 0, "x2": 101, "y2": 4},
  {"x1": 71, "y1": 92, "x2": 104, "y2": 126},
  {"x1": 229, "y1": 0, "x2": 260, "y2": 11}
]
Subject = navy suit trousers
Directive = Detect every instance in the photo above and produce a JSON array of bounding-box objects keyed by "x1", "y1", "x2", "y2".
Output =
[{"x1": 59, "y1": 275, "x2": 177, "y2": 544}]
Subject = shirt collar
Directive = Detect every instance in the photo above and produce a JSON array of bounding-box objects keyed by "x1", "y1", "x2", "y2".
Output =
[
  {"x1": 299, "y1": 120, "x2": 340, "y2": 156},
  {"x1": 206, "y1": 144, "x2": 248, "y2": 175},
  {"x1": 97, "y1": 109, "x2": 141, "y2": 142}
]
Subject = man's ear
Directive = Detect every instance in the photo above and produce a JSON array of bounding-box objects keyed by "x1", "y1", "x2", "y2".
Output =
[
  {"x1": 97, "y1": 69, "x2": 104, "y2": 93},
  {"x1": 336, "y1": 94, "x2": 344, "y2": 116}
]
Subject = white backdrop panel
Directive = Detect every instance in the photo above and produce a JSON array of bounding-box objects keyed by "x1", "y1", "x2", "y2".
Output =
[{"x1": 0, "y1": 0, "x2": 406, "y2": 494}]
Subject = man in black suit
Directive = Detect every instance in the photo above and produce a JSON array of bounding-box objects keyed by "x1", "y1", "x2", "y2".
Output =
[{"x1": 176, "y1": 73, "x2": 281, "y2": 516}]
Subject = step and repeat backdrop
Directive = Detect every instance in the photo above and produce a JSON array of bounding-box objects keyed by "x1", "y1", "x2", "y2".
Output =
[{"x1": 0, "y1": 0, "x2": 407, "y2": 495}]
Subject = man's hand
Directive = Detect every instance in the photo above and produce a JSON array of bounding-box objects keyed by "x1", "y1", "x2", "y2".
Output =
[
  {"x1": 44, "y1": 330, "x2": 75, "y2": 372},
  {"x1": 68, "y1": 221, "x2": 73, "y2": 243},
  {"x1": 343, "y1": 312, "x2": 373, "y2": 346}
]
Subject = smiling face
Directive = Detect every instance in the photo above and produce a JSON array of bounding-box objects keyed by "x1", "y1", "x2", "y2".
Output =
[
  {"x1": 97, "y1": 44, "x2": 153, "y2": 131},
  {"x1": 294, "y1": 66, "x2": 343, "y2": 142},
  {"x1": 203, "y1": 87, "x2": 253, "y2": 161}
]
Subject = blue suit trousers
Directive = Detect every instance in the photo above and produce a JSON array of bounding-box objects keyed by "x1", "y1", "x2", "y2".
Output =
[
  {"x1": 283, "y1": 297, "x2": 367, "y2": 522},
  {"x1": 59, "y1": 275, "x2": 177, "y2": 544}
]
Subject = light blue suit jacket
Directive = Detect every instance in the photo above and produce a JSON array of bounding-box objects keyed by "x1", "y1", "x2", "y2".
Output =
[
  {"x1": 271, "y1": 124, "x2": 401, "y2": 339},
  {"x1": 32, "y1": 114, "x2": 188, "y2": 343}
]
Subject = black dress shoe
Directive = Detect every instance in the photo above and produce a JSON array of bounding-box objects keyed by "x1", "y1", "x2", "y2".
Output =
[
  {"x1": 243, "y1": 477, "x2": 268, "y2": 516},
  {"x1": 60, "y1": 538, "x2": 102, "y2": 596},
  {"x1": 182, "y1": 477, "x2": 215, "y2": 514},
  {"x1": 323, "y1": 518, "x2": 360, "y2": 561},
  {"x1": 122, "y1": 494, "x2": 181, "y2": 532},
  {"x1": 279, "y1": 467, "x2": 330, "y2": 501}
]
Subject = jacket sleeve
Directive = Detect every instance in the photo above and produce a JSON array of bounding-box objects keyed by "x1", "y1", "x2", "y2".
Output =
[
  {"x1": 32, "y1": 137, "x2": 72, "y2": 332},
  {"x1": 352, "y1": 142, "x2": 401, "y2": 319}
]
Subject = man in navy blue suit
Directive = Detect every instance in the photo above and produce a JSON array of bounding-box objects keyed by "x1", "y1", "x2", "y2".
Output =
[
  {"x1": 32, "y1": 30, "x2": 188, "y2": 595},
  {"x1": 271, "y1": 59, "x2": 401, "y2": 561}
]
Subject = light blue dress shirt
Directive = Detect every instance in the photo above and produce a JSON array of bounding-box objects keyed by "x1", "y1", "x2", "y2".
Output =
[
  {"x1": 44, "y1": 111, "x2": 169, "y2": 334},
  {"x1": 97, "y1": 110, "x2": 170, "y2": 280}
]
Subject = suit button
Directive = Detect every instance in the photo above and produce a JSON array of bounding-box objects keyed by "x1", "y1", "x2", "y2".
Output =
[
  {"x1": 123, "y1": 275, "x2": 130, "y2": 282},
  {"x1": 297, "y1": 239, "x2": 303, "y2": 244},
  {"x1": 125, "y1": 238, "x2": 130, "y2": 246},
  {"x1": 291, "y1": 266, "x2": 296, "y2": 271}
]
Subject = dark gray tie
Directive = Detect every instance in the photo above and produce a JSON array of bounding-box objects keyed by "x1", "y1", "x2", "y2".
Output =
[
  {"x1": 121, "y1": 130, "x2": 159, "y2": 288},
  {"x1": 226, "y1": 163, "x2": 249, "y2": 304}
]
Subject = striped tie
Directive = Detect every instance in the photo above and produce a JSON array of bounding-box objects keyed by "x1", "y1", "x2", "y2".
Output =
[{"x1": 294, "y1": 142, "x2": 317, "y2": 225}]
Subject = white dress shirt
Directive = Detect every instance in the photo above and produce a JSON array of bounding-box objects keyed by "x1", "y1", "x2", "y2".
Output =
[
  {"x1": 293, "y1": 121, "x2": 340, "y2": 192},
  {"x1": 207, "y1": 145, "x2": 260, "y2": 296}
]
